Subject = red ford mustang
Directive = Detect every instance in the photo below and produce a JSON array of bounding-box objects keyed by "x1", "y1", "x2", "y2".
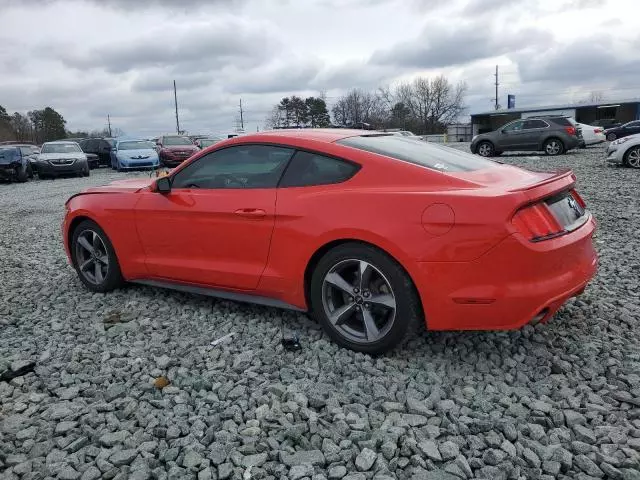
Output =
[{"x1": 63, "y1": 129, "x2": 597, "y2": 353}]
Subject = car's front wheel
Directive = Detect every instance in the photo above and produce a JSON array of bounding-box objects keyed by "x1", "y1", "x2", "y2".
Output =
[
  {"x1": 476, "y1": 141, "x2": 495, "y2": 157},
  {"x1": 543, "y1": 138, "x2": 565, "y2": 156},
  {"x1": 624, "y1": 146, "x2": 640, "y2": 169},
  {"x1": 309, "y1": 242, "x2": 423, "y2": 354},
  {"x1": 607, "y1": 133, "x2": 617, "y2": 141},
  {"x1": 71, "y1": 220, "x2": 123, "y2": 293}
]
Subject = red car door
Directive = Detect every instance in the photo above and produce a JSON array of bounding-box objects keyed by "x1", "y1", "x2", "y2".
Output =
[{"x1": 134, "y1": 144, "x2": 294, "y2": 290}]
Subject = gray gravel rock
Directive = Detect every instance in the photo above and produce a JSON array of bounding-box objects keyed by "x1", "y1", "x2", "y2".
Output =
[
  {"x1": 355, "y1": 448, "x2": 377, "y2": 471},
  {"x1": 1, "y1": 148, "x2": 639, "y2": 480}
]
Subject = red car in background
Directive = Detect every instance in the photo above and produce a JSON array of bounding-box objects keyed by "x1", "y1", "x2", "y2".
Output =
[
  {"x1": 62, "y1": 129, "x2": 597, "y2": 353},
  {"x1": 155, "y1": 135, "x2": 199, "y2": 167}
]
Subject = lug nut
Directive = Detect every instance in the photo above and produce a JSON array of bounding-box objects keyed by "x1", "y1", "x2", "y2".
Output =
[
  {"x1": 348, "y1": 296, "x2": 354, "y2": 302},
  {"x1": 363, "y1": 291, "x2": 370, "y2": 297},
  {"x1": 353, "y1": 288, "x2": 359, "y2": 294}
]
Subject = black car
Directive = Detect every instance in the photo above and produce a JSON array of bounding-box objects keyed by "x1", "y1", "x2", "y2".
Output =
[
  {"x1": 592, "y1": 119, "x2": 622, "y2": 130},
  {"x1": 0, "y1": 146, "x2": 33, "y2": 182},
  {"x1": 78, "y1": 137, "x2": 116, "y2": 167},
  {"x1": 604, "y1": 120, "x2": 640, "y2": 141},
  {"x1": 471, "y1": 115, "x2": 581, "y2": 157}
]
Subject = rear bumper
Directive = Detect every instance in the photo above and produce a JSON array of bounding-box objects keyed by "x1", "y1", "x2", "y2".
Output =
[{"x1": 413, "y1": 216, "x2": 597, "y2": 330}]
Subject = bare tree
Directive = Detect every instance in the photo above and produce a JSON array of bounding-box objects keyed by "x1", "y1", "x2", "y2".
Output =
[{"x1": 588, "y1": 91, "x2": 605, "y2": 103}]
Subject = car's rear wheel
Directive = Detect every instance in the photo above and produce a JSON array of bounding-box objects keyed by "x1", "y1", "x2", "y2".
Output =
[
  {"x1": 309, "y1": 242, "x2": 423, "y2": 354},
  {"x1": 71, "y1": 220, "x2": 123, "y2": 293},
  {"x1": 624, "y1": 146, "x2": 640, "y2": 169},
  {"x1": 607, "y1": 133, "x2": 617, "y2": 141},
  {"x1": 543, "y1": 138, "x2": 564, "y2": 156},
  {"x1": 476, "y1": 141, "x2": 495, "y2": 157},
  {"x1": 82, "y1": 165, "x2": 90, "y2": 177}
]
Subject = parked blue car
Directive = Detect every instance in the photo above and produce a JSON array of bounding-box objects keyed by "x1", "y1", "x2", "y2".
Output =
[{"x1": 110, "y1": 139, "x2": 160, "y2": 171}]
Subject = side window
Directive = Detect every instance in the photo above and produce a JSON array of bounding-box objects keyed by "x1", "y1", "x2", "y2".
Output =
[
  {"x1": 86, "y1": 139, "x2": 98, "y2": 151},
  {"x1": 99, "y1": 140, "x2": 111, "y2": 151},
  {"x1": 502, "y1": 120, "x2": 524, "y2": 132},
  {"x1": 279, "y1": 151, "x2": 360, "y2": 187},
  {"x1": 523, "y1": 119, "x2": 548, "y2": 129},
  {"x1": 171, "y1": 145, "x2": 294, "y2": 189}
]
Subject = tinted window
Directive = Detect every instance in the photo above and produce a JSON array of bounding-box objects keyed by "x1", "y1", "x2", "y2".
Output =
[
  {"x1": 163, "y1": 136, "x2": 193, "y2": 146},
  {"x1": 171, "y1": 145, "x2": 294, "y2": 189},
  {"x1": 502, "y1": 120, "x2": 524, "y2": 132},
  {"x1": 99, "y1": 140, "x2": 113, "y2": 150},
  {"x1": 280, "y1": 151, "x2": 359, "y2": 187},
  {"x1": 549, "y1": 117, "x2": 572, "y2": 127},
  {"x1": 118, "y1": 141, "x2": 155, "y2": 150},
  {"x1": 337, "y1": 135, "x2": 497, "y2": 173},
  {"x1": 41, "y1": 143, "x2": 82, "y2": 154},
  {"x1": 523, "y1": 119, "x2": 548, "y2": 129},
  {"x1": 625, "y1": 121, "x2": 640, "y2": 128},
  {"x1": 19, "y1": 147, "x2": 33, "y2": 155}
]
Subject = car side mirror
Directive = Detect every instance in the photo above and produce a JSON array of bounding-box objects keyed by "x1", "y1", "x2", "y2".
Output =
[{"x1": 155, "y1": 176, "x2": 171, "y2": 194}]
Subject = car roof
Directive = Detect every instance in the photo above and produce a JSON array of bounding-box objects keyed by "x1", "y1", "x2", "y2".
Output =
[
  {"x1": 43, "y1": 140, "x2": 80, "y2": 144},
  {"x1": 229, "y1": 128, "x2": 378, "y2": 144}
]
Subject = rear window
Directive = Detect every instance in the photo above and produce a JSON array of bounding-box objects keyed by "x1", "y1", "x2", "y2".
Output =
[
  {"x1": 548, "y1": 117, "x2": 575, "y2": 127},
  {"x1": 337, "y1": 135, "x2": 497, "y2": 172}
]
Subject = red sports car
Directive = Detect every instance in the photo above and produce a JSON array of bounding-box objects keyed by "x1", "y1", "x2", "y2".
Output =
[{"x1": 63, "y1": 129, "x2": 597, "y2": 353}]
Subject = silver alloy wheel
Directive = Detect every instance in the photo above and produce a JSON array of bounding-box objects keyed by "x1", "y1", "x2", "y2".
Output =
[
  {"x1": 545, "y1": 140, "x2": 561, "y2": 155},
  {"x1": 75, "y1": 230, "x2": 109, "y2": 285},
  {"x1": 321, "y1": 259, "x2": 397, "y2": 344},
  {"x1": 627, "y1": 147, "x2": 640, "y2": 168},
  {"x1": 477, "y1": 143, "x2": 492, "y2": 157}
]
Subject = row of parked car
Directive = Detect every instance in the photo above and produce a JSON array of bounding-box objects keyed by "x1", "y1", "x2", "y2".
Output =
[
  {"x1": 470, "y1": 115, "x2": 639, "y2": 160},
  {"x1": 0, "y1": 134, "x2": 228, "y2": 182}
]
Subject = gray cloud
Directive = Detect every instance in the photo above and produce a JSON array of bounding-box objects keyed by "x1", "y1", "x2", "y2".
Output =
[
  {"x1": 370, "y1": 23, "x2": 551, "y2": 70},
  {"x1": 55, "y1": 22, "x2": 277, "y2": 73}
]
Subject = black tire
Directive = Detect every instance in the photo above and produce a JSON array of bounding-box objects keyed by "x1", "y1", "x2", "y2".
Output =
[
  {"x1": 83, "y1": 166, "x2": 90, "y2": 177},
  {"x1": 607, "y1": 133, "x2": 617, "y2": 141},
  {"x1": 27, "y1": 165, "x2": 34, "y2": 179},
  {"x1": 476, "y1": 141, "x2": 495, "y2": 157},
  {"x1": 309, "y1": 242, "x2": 423, "y2": 354},
  {"x1": 543, "y1": 138, "x2": 565, "y2": 156},
  {"x1": 16, "y1": 164, "x2": 29, "y2": 182},
  {"x1": 71, "y1": 220, "x2": 124, "y2": 293}
]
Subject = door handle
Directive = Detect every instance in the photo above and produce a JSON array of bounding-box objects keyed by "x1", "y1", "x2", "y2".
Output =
[{"x1": 234, "y1": 208, "x2": 266, "y2": 218}]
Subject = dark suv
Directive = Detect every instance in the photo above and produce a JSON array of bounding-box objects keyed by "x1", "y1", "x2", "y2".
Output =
[
  {"x1": 78, "y1": 138, "x2": 116, "y2": 167},
  {"x1": 471, "y1": 116, "x2": 581, "y2": 157}
]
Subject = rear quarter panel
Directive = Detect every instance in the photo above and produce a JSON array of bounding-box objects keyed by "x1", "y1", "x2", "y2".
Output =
[{"x1": 261, "y1": 143, "x2": 523, "y2": 309}]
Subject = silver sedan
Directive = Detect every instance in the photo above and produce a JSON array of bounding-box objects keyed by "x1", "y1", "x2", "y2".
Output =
[{"x1": 606, "y1": 133, "x2": 640, "y2": 169}]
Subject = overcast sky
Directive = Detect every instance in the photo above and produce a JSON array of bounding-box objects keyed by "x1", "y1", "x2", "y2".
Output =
[{"x1": 1, "y1": 0, "x2": 636, "y2": 137}]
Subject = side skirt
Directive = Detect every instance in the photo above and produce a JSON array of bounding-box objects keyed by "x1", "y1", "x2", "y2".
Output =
[{"x1": 131, "y1": 279, "x2": 306, "y2": 312}]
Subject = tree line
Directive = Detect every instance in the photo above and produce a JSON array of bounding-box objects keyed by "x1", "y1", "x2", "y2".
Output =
[
  {"x1": 0, "y1": 105, "x2": 121, "y2": 144},
  {"x1": 265, "y1": 74, "x2": 467, "y2": 135}
]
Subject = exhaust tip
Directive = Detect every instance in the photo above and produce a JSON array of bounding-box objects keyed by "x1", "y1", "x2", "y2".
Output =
[{"x1": 530, "y1": 308, "x2": 550, "y2": 326}]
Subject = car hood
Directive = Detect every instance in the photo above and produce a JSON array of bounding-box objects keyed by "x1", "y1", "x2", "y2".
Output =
[
  {"x1": 80, "y1": 178, "x2": 155, "y2": 195},
  {"x1": 38, "y1": 152, "x2": 86, "y2": 160},
  {"x1": 116, "y1": 148, "x2": 158, "y2": 158}
]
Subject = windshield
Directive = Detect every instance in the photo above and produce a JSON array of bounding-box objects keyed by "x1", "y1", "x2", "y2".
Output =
[
  {"x1": 163, "y1": 136, "x2": 193, "y2": 146},
  {"x1": 118, "y1": 141, "x2": 155, "y2": 150},
  {"x1": 41, "y1": 143, "x2": 82, "y2": 154},
  {"x1": 337, "y1": 135, "x2": 498, "y2": 173},
  {"x1": 200, "y1": 139, "x2": 219, "y2": 148},
  {"x1": 0, "y1": 147, "x2": 18, "y2": 159}
]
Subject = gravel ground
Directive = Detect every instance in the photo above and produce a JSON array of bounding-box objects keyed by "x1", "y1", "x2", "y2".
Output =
[{"x1": 1, "y1": 144, "x2": 639, "y2": 480}]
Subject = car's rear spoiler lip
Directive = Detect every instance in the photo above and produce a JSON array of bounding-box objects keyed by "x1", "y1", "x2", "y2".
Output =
[{"x1": 507, "y1": 168, "x2": 576, "y2": 193}]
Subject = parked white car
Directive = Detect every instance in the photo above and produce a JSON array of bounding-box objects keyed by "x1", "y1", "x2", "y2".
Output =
[
  {"x1": 606, "y1": 133, "x2": 640, "y2": 169},
  {"x1": 577, "y1": 123, "x2": 606, "y2": 147}
]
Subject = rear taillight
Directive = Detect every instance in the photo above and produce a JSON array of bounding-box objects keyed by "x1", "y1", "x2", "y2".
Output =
[
  {"x1": 565, "y1": 126, "x2": 576, "y2": 136},
  {"x1": 594, "y1": 128, "x2": 603, "y2": 134},
  {"x1": 570, "y1": 189, "x2": 586, "y2": 208},
  {"x1": 512, "y1": 203, "x2": 564, "y2": 242}
]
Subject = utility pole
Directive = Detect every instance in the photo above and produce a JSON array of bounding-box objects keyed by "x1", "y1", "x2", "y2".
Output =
[
  {"x1": 107, "y1": 114, "x2": 112, "y2": 137},
  {"x1": 239, "y1": 99, "x2": 244, "y2": 131},
  {"x1": 494, "y1": 65, "x2": 500, "y2": 110},
  {"x1": 174, "y1": 80, "x2": 181, "y2": 134}
]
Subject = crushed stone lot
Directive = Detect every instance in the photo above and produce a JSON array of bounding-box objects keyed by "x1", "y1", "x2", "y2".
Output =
[{"x1": 1, "y1": 144, "x2": 640, "y2": 480}]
